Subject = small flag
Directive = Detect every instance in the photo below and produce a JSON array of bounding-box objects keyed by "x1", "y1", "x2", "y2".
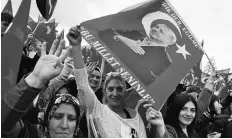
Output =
[
  {"x1": 28, "y1": 16, "x2": 37, "y2": 31},
  {"x1": 34, "y1": 18, "x2": 56, "y2": 50}
]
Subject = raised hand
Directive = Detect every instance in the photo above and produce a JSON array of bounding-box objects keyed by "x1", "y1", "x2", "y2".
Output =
[
  {"x1": 32, "y1": 39, "x2": 71, "y2": 84},
  {"x1": 114, "y1": 35, "x2": 145, "y2": 55},
  {"x1": 24, "y1": 33, "x2": 36, "y2": 46},
  {"x1": 144, "y1": 103, "x2": 165, "y2": 127},
  {"x1": 144, "y1": 103, "x2": 166, "y2": 137},
  {"x1": 86, "y1": 61, "x2": 99, "y2": 76},
  {"x1": 66, "y1": 26, "x2": 82, "y2": 46}
]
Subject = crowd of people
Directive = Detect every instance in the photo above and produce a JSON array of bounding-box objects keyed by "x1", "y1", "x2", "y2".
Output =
[{"x1": 1, "y1": 12, "x2": 232, "y2": 138}]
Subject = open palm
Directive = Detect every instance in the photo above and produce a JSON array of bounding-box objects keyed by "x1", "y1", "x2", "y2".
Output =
[{"x1": 32, "y1": 39, "x2": 71, "y2": 82}]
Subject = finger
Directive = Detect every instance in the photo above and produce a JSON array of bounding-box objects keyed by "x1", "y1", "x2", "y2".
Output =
[
  {"x1": 88, "y1": 62, "x2": 95, "y2": 71},
  {"x1": 144, "y1": 103, "x2": 153, "y2": 109},
  {"x1": 40, "y1": 42, "x2": 47, "y2": 56},
  {"x1": 130, "y1": 43, "x2": 141, "y2": 54},
  {"x1": 59, "y1": 46, "x2": 72, "y2": 62},
  {"x1": 54, "y1": 59, "x2": 64, "y2": 74},
  {"x1": 91, "y1": 63, "x2": 98, "y2": 71},
  {"x1": 73, "y1": 27, "x2": 79, "y2": 35},
  {"x1": 137, "y1": 45, "x2": 145, "y2": 55},
  {"x1": 49, "y1": 39, "x2": 59, "y2": 54},
  {"x1": 90, "y1": 62, "x2": 95, "y2": 68},
  {"x1": 91, "y1": 62, "x2": 97, "y2": 71},
  {"x1": 55, "y1": 39, "x2": 66, "y2": 56},
  {"x1": 69, "y1": 30, "x2": 77, "y2": 37},
  {"x1": 129, "y1": 44, "x2": 139, "y2": 54},
  {"x1": 69, "y1": 27, "x2": 78, "y2": 36},
  {"x1": 134, "y1": 44, "x2": 144, "y2": 55},
  {"x1": 87, "y1": 62, "x2": 92, "y2": 69},
  {"x1": 149, "y1": 111, "x2": 161, "y2": 118},
  {"x1": 148, "y1": 111, "x2": 156, "y2": 118},
  {"x1": 76, "y1": 25, "x2": 81, "y2": 31},
  {"x1": 146, "y1": 107, "x2": 157, "y2": 115},
  {"x1": 93, "y1": 62, "x2": 99, "y2": 70}
]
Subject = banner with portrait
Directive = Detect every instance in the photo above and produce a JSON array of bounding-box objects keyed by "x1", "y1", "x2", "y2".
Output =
[{"x1": 80, "y1": 0, "x2": 203, "y2": 109}]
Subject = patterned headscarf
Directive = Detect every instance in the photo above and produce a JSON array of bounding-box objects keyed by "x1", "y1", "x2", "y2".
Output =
[
  {"x1": 37, "y1": 81, "x2": 66, "y2": 112},
  {"x1": 38, "y1": 94, "x2": 81, "y2": 138}
]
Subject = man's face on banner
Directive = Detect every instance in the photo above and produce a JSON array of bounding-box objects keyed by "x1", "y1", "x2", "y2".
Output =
[{"x1": 149, "y1": 24, "x2": 176, "y2": 45}]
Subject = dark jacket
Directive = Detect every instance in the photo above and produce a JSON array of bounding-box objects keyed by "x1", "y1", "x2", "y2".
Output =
[
  {"x1": 146, "y1": 124, "x2": 178, "y2": 138},
  {"x1": 17, "y1": 53, "x2": 40, "y2": 83},
  {"x1": 195, "y1": 94, "x2": 232, "y2": 137},
  {"x1": 1, "y1": 77, "x2": 43, "y2": 137},
  {"x1": 221, "y1": 120, "x2": 232, "y2": 138}
]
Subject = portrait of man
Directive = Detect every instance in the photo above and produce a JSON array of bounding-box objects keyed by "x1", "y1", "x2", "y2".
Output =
[{"x1": 99, "y1": 11, "x2": 182, "y2": 86}]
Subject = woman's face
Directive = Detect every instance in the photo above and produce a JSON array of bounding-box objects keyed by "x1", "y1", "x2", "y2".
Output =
[
  {"x1": 178, "y1": 101, "x2": 196, "y2": 127},
  {"x1": 89, "y1": 70, "x2": 101, "y2": 89},
  {"x1": 48, "y1": 103, "x2": 77, "y2": 138},
  {"x1": 213, "y1": 101, "x2": 222, "y2": 114},
  {"x1": 106, "y1": 79, "x2": 125, "y2": 107},
  {"x1": 149, "y1": 24, "x2": 176, "y2": 45}
]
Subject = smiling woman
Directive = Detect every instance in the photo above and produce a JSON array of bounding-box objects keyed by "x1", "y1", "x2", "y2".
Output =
[
  {"x1": 164, "y1": 93, "x2": 198, "y2": 138},
  {"x1": 69, "y1": 26, "x2": 147, "y2": 138}
]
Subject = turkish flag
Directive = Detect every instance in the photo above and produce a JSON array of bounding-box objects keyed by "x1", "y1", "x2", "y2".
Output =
[
  {"x1": 33, "y1": 18, "x2": 56, "y2": 50},
  {"x1": 80, "y1": 0, "x2": 203, "y2": 109},
  {"x1": 1, "y1": 0, "x2": 31, "y2": 123}
]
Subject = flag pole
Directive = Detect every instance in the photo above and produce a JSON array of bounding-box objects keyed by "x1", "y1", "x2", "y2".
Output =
[
  {"x1": 198, "y1": 40, "x2": 215, "y2": 71},
  {"x1": 100, "y1": 57, "x2": 105, "y2": 85},
  {"x1": 33, "y1": 21, "x2": 41, "y2": 34},
  {"x1": 100, "y1": 57, "x2": 105, "y2": 76}
]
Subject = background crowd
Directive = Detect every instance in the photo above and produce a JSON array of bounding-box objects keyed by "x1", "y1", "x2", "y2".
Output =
[{"x1": 1, "y1": 0, "x2": 232, "y2": 138}]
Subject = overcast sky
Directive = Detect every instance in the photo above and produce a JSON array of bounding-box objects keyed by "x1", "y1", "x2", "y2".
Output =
[{"x1": 2, "y1": 0, "x2": 232, "y2": 71}]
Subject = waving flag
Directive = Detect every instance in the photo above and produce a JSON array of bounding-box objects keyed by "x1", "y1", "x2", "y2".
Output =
[
  {"x1": 191, "y1": 40, "x2": 204, "y2": 87},
  {"x1": 36, "y1": 0, "x2": 57, "y2": 21},
  {"x1": 80, "y1": 0, "x2": 203, "y2": 109},
  {"x1": 215, "y1": 69, "x2": 231, "y2": 98},
  {"x1": 217, "y1": 68, "x2": 230, "y2": 76},
  {"x1": 182, "y1": 40, "x2": 204, "y2": 87},
  {"x1": 33, "y1": 18, "x2": 56, "y2": 50},
  {"x1": 1, "y1": 0, "x2": 13, "y2": 15},
  {"x1": 1, "y1": 0, "x2": 31, "y2": 123}
]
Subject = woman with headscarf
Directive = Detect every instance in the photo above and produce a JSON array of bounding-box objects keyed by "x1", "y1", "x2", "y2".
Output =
[
  {"x1": 68, "y1": 26, "x2": 146, "y2": 138},
  {"x1": 37, "y1": 94, "x2": 82, "y2": 138},
  {"x1": 2, "y1": 38, "x2": 82, "y2": 138},
  {"x1": 21, "y1": 53, "x2": 76, "y2": 125}
]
